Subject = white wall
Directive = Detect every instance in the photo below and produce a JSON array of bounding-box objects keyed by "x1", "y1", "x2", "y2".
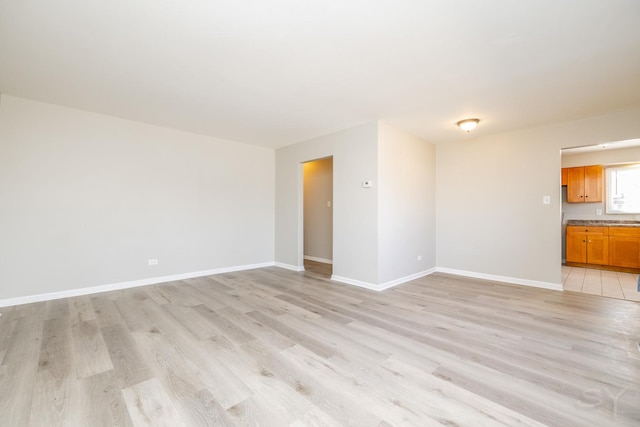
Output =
[
  {"x1": 275, "y1": 122, "x2": 379, "y2": 284},
  {"x1": 436, "y1": 107, "x2": 640, "y2": 286},
  {"x1": 303, "y1": 157, "x2": 333, "y2": 262},
  {"x1": 378, "y1": 122, "x2": 436, "y2": 283},
  {"x1": 275, "y1": 121, "x2": 435, "y2": 288},
  {"x1": 0, "y1": 95, "x2": 275, "y2": 301}
]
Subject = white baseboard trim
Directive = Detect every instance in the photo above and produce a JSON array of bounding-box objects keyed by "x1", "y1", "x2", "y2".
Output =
[
  {"x1": 330, "y1": 275, "x2": 380, "y2": 291},
  {"x1": 435, "y1": 267, "x2": 563, "y2": 291},
  {"x1": 303, "y1": 256, "x2": 333, "y2": 265},
  {"x1": 378, "y1": 268, "x2": 438, "y2": 290},
  {"x1": 0, "y1": 261, "x2": 275, "y2": 308},
  {"x1": 331, "y1": 267, "x2": 437, "y2": 292},
  {"x1": 274, "y1": 262, "x2": 305, "y2": 272}
]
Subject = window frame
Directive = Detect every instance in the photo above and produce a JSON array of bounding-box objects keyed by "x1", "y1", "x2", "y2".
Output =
[{"x1": 605, "y1": 163, "x2": 640, "y2": 214}]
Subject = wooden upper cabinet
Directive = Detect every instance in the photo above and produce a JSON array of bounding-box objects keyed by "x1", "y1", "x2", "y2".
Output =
[
  {"x1": 566, "y1": 165, "x2": 602, "y2": 203},
  {"x1": 566, "y1": 167, "x2": 585, "y2": 202},
  {"x1": 583, "y1": 165, "x2": 602, "y2": 202},
  {"x1": 561, "y1": 168, "x2": 568, "y2": 186}
]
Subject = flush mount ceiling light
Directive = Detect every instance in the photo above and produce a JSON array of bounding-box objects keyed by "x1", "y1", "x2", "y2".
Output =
[{"x1": 457, "y1": 118, "x2": 480, "y2": 132}]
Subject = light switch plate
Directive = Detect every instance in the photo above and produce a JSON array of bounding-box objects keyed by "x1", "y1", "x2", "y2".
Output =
[
  {"x1": 543, "y1": 195, "x2": 551, "y2": 205},
  {"x1": 362, "y1": 180, "x2": 372, "y2": 188}
]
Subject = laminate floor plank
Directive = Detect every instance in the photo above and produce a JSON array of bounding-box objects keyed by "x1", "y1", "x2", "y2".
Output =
[
  {"x1": 77, "y1": 370, "x2": 134, "y2": 427},
  {"x1": 101, "y1": 323, "x2": 155, "y2": 389},
  {"x1": 0, "y1": 303, "x2": 46, "y2": 426},
  {"x1": 0, "y1": 363, "x2": 39, "y2": 426},
  {"x1": 379, "y1": 356, "x2": 546, "y2": 427},
  {"x1": 152, "y1": 282, "x2": 203, "y2": 307},
  {"x1": 214, "y1": 306, "x2": 297, "y2": 351},
  {"x1": 44, "y1": 299, "x2": 70, "y2": 321},
  {"x1": 176, "y1": 387, "x2": 237, "y2": 427},
  {"x1": 2, "y1": 303, "x2": 46, "y2": 368},
  {"x1": 134, "y1": 300, "x2": 254, "y2": 410},
  {"x1": 71, "y1": 319, "x2": 113, "y2": 379},
  {"x1": 274, "y1": 293, "x2": 353, "y2": 324},
  {"x1": 130, "y1": 328, "x2": 236, "y2": 426},
  {"x1": 3, "y1": 268, "x2": 640, "y2": 426},
  {"x1": 0, "y1": 309, "x2": 18, "y2": 365},
  {"x1": 121, "y1": 377, "x2": 185, "y2": 427},
  {"x1": 178, "y1": 279, "x2": 229, "y2": 310},
  {"x1": 113, "y1": 295, "x2": 155, "y2": 333},
  {"x1": 192, "y1": 304, "x2": 256, "y2": 345},
  {"x1": 280, "y1": 344, "x2": 430, "y2": 426},
  {"x1": 234, "y1": 339, "x2": 382, "y2": 426},
  {"x1": 91, "y1": 294, "x2": 127, "y2": 329},
  {"x1": 246, "y1": 311, "x2": 337, "y2": 359},
  {"x1": 29, "y1": 317, "x2": 76, "y2": 426},
  {"x1": 162, "y1": 303, "x2": 220, "y2": 340},
  {"x1": 68, "y1": 295, "x2": 97, "y2": 324}
]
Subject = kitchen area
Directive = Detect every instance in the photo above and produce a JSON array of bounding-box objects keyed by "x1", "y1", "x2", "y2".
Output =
[{"x1": 561, "y1": 140, "x2": 640, "y2": 301}]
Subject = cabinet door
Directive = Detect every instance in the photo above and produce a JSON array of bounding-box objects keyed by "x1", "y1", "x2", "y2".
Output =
[
  {"x1": 586, "y1": 234, "x2": 609, "y2": 265},
  {"x1": 561, "y1": 168, "x2": 568, "y2": 186},
  {"x1": 609, "y1": 227, "x2": 640, "y2": 268},
  {"x1": 566, "y1": 227, "x2": 587, "y2": 263},
  {"x1": 566, "y1": 167, "x2": 585, "y2": 202},
  {"x1": 609, "y1": 237, "x2": 640, "y2": 268},
  {"x1": 584, "y1": 165, "x2": 602, "y2": 202}
]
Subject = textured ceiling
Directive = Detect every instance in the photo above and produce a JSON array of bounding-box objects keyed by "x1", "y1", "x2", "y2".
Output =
[{"x1": 1, "y1": 0, "x2": 639, "y2": 148}]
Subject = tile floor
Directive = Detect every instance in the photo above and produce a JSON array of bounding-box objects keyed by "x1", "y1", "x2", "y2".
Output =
[{"x1": 562, "y1": 265, "x2": 640, "y2": 301}]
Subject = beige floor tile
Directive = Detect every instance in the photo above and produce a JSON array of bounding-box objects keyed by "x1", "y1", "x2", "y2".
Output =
[
  {"x1": 601, "y1": 281, "x2": 625, "y2": 299},
  {"x1": 583, "y1": 269, "x2": 601, "y2": 285},
  {"x1": 563, "y1": 281, "x2": 582, "y2": 292},
  {"x1": 563, "y1": 266, "x2": 639, "y2": 302},
  {"x1": 581, "y1": 281, "x2": 602, "y2": 295}
]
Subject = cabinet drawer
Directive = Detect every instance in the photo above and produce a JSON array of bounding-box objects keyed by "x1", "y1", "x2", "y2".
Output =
[
  {"x1": 609, "y1": 227, "x2": 640, "y2": 237},
  {"x1": 567, "y1": 226, "x2": 609, "y2": 235}
]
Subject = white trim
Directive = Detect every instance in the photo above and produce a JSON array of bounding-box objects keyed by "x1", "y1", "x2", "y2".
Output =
[
  {"x1": 331, "y1": 275, "x2": 380, "y2": 291},
  {"x1": 332, "y1": 268, "x2": 437, "y2": 292},
  {"x1": 303, "y1": 256, "x2": 333, "y2": 265},
  {"x1": 435, "y1": 267, "x2": 563, "y2": 291},
  {"x1": 378, "y1": 268, "x2": 437, "y2": 290},
  {"x1": 275, "y1": 262, "x2": 305, "y2": 272},
  {"x1": 0, "y1": 262, "x2": 275, "y2": 308}
]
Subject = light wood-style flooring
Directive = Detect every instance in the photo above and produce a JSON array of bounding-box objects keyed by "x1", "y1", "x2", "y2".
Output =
[
  {"x1": 1, "y1": 267, "x2": 640, "y2": 426},
  {"x1": 302, "y1": 259, "x2": 332, "y2": 278},
  {"x1": 563, "y1": 265, "x2": 640, "y2": 301}
]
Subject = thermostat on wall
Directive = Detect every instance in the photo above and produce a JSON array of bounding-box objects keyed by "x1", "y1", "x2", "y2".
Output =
[{"x1": 362, "y1": 180, "x2": 372, "y2": 188}]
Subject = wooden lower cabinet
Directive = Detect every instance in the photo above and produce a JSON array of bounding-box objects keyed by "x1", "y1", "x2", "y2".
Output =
[
  {"x1": 609, "y1": 227, "x2": 640, "y2": 268},
  {"x1": 566, "y1": 226, "x2": 609, "y2": 265}
]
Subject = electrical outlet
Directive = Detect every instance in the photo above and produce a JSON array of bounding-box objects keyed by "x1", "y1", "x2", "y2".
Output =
[
  {"x1": 148, "y1": 259, "x2": 158, "y2": 266},
  {"x1": 596, "y1": 209, "x2": 602, "y2": 215},
  {"x1": 417, "y1": 255, "x2": 422, "y2": 261}
]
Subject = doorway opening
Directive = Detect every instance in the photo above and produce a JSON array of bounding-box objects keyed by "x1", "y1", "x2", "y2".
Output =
[
  {"x1": 560, "y1": 142, "x2": 640, "y2": 301},
  {"x1": 302, "y1": 157, "x2": 333, "y2": 278}
]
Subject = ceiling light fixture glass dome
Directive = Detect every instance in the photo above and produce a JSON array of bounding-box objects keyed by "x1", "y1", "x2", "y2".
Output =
[{"x1": 457, "y1": 118, "x2": 480, "y2": 132}]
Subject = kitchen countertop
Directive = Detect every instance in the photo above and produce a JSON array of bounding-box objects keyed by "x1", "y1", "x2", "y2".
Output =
[{"x1": 566, "y1": 220, "x2": 640, "y2": 227}]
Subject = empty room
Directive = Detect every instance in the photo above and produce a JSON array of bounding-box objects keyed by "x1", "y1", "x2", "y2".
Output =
[{"x1": 1, "y1": 1, "x2": 640, "y2": 426}]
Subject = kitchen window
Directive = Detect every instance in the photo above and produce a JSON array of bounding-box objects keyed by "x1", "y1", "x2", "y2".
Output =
[{"x1": 605, "y1": 164, "x2": 640, "y2": 214}]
